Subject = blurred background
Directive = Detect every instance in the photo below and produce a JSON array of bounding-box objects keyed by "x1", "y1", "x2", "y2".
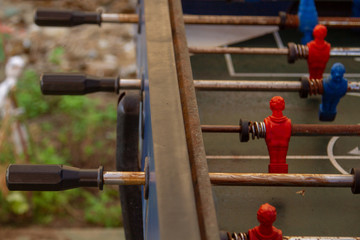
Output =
[{"x1": 0, "y1": 0, "x2": 136, "y2": 239}]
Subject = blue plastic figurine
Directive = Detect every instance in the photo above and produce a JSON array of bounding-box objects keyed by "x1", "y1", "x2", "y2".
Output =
[
  {"x1": 319, "y1": 63, "x2": 348, "y2": 121},
  {"x1": 352, "y1": 0, "x2": 360, "y2": 18},
  {"x1": 298, "y1": 0, "x2": 318, "y2": 44}
]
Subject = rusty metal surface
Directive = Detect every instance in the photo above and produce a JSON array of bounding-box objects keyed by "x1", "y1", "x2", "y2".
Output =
[
  {"x1": 202, "y1": 125, "x2": 241, "y2": 133},
  {"x1": 102, "y1": 13, "x2": 139, "y2": 23},
  {"x1": 226, "y1": 233, "x2": 360, "y2": 240},
  {"x1": 284, "y1": 14, "x2": 299, "y2": 28},
  {"x1": 168, "y1": 0, "x2": 219, "y2": 239},
  {"x1": 284, "y1": 237, "x2": 360, "y2": 240},
  {"x1": 201, "y1": 124, "x2": 360, "y2": 136},
  {"x1": 291, "y1": 124, "x2": 360, "y2": 136},
  {"x1": 183, "y1": 14, "x2": 280, "y2": 25},
  {"x1": 194, "y1": 80, "x2": 301, "y2": 91},
  {"x1": 103, "y1": 171, "x2": 355, "y2": 189},
  {"x1": 101, "y1": 13, "x2": 360, "y2": 29},
  {"x1": 348, "y1": 82, "x2": 360, "y2": 92},
  {"x1": 189, "y1": 46, "x2": 288, "y2": 55},
  {"x1": 110, "y1": 79, "x2": 360, "y2": 93},
  {"x1": 330, "y1": 48, "x2": 360, "y2": 56},
  {"x1": 209, "y1": 173, "x2": 353, "y2": 187},
  {"x1": 103, "y1": 171, "x2": 145, "y2": 185},
  {"x1": 189, "y1": 46, "x2": 360, "y2": 57},
  {"x1": 319, "y1": 17, "x2": 360, "y2": 28},
  {"x1": 102, "y1": 13, "x2": 282, "y2": 26},
  {"x1": 143, "y1": 0, "x2": 201, "y2": 238}
]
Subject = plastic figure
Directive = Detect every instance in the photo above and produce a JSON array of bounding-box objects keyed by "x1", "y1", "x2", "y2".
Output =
[
  {"x1": 307, "y1": 24, "x2": 331, "y2": 80},
  {"x1": 298, "y1": 0, "x2": 318, "y2": 44},
  {"x1": 352, "y1": 0, "x2": 360, "y2": 18},
  {"x1": 319, "y1": 63, "x2": 348, "y2": 121},
  {"x1": 248, "y1": 203, "x2": 282, "y2": 240},
  {"x1": 264, "y1": 96, "x2": 291, "y2": 173}
]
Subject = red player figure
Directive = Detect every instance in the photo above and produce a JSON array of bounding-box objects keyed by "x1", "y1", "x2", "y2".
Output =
[
  {"x1": 248, "y1": 203, "x2": 282, "y2": 240},
  {"x1": 264, "y1": 96, "x2": 291, "y2": 173},
  {"x1": 307, "y1": 24, "x2": 331, "y2": 80}
]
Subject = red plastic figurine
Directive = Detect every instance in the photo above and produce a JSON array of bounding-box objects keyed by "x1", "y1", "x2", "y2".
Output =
[
  {"x1": 248, "y1": 203, "x2": 282, "y2": 240},
  {"x1": 307, "y1": 24, "x2": 331, "y2": 80},
  {"x1": 264, "y1": 96, "x2": 291, "y2": 173}
]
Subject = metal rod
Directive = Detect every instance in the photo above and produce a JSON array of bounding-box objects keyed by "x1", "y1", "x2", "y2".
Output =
[
  {"x1": 119, "y1": 79, "x2": 360, "y2": 93},
  {"x1": 284, "y1": 237, "x2": 360, "y2": 240},
  {"x1": 102, "y1": 13, "x2": 139, "y2": 23},
  {"x1": 319, "y1": 16, "x2": 360, "y2": 28},
  {"x1": 183, "y1": 14, "x2": 281, "y2": 25},
  {"x1": 201, "y1": 124, "x2": 360, "y2": 136},
  {"x1": 292, "y1": 124, "x2": 360, "y2": 136},
  {"x1": 209, "y1": 173, "x2": 353, "y2": 187},
  {"x1": 193, "y1": 80, "x2": 301, "y2": 91},
  {"x1": 101, "y1": 13, "x2": 360, "y2": 28},
  {"x1": 189, "y1": 47, "x2": 289, "y2": 55},
  {"x1": 103, "y1": 171, "x2": 354, "y2": 188},
  {"x1": 225, "y1": 232, "x2": 360, "y2": 240},
  {"x1": 206, "y1": 155, "x2": 360, "y2": 160},
  {"x1": 119, "y1": 78, "x2": 142, "y2": 89},
  {"x1": 101, "y1": 13, "x2": 283, "y2": 25},
  {"x1": 168, "y1": 0, "x2": 219, "y2": 239},
  {"x1": 188, "y1": 46, "x2": 360, "y2": 57},
  {"x1": 103, "y1": 171, "x2": 145, "y2": 185}
]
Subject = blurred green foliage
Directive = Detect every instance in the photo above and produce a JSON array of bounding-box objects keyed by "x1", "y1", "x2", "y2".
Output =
[
  {"x1": 0, "y1": 35, "x2": 5, "y2": 63},
  {"x1": 48, "y1": 47, "x2": 65, "y2": 65},
  {"x1": 0, "y1": 68, "x2": 121, "y2": 227}
]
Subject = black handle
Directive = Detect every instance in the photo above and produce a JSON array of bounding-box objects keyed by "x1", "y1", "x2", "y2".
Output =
[
  {"x1": 6, "y1": 164, "x2": 103, "y2": 191},
  {"x1": 40, "y1": 73, "x2": 119, "y2": 95},
  {"x1": 35, "y1": 8, "x2": 101, "y2": 27}
]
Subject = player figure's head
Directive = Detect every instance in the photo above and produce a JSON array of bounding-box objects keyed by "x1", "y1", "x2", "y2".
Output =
[
  {"x1": 330, "y1": 63, "x2": 346, "y2": 83},
  {"x1": 257, "y1": 203, "x2": 277, "y2": 226},
  {"x1": 270, "y1": 96, "x2": 285, "y2": 114},
  {"x1": 313, "y1": 24, "x2": 327, "y2": 41}
]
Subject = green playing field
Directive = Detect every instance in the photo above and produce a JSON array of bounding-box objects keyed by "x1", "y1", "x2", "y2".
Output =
[{"x1": 192, "y1": 28, "x2": 360, "y2": 236}]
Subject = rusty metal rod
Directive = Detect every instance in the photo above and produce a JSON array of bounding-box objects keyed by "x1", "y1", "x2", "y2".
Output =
[
  {"x1": 190, "y1": 47, "x2": 289, "y2": 55},
  {"x1": 8, "y1": 165, "x2": 357, "y2": 190},
  {"x1": 101, "y1": 12, "x2": 360, "y2": 28},
  {"x1": 119, "y1": 79, "x2": 302, "y2": 92},
  {"x1": 35, "y1": 9, "x2": 360, "y2": 28},
  {"x1": 40, "y1": 75, "x2": 360, "y2": 94},
  {"x1": 168, "y1": 0, "x2": 220, "y2": 239},
  {"x1": 188, "y1": 46, "x2": 360, "y2": 57},
  {"x1": 284, "y1": 237, "x2": 360, "y2": 240},
  {"x1": 103, "y1": 171, "x2": 145, "y2": 185},
  {"x1": 319, "y1": 16, "x2": 360, "y2": 28},
  {"x1": 101, "y1": 13, "x2": 139, "y2": 23},
  {"x1": 201, "y1": 124, "x2": 360, "y2": 136},
  {"x1": 196, "y1": 80, "x2": 301, "y2": 91},
  {"x1": 103, "y1": 171, "x2": 354, "y2": 188},
  {"x1": 120, "y1": 79, "x2": 360, "y2": 93},
  {"x1": 209, "y1": 173, "x2": 353, "y2": 187},
  {"x1": 225, "y1": 232, "x2": 360, "y2": 240}
]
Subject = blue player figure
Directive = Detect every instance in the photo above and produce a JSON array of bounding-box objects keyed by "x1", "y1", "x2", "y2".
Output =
[
  {"x1": 319, "y1": 63, "x2": 348, "y2": 121},
  {"x1": 298, "y1": 0, "x2": 318, "y2": 44}
]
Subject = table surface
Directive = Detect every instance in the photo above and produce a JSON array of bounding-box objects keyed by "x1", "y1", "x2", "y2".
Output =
[{"x1": 192, "y1": 28, "x2": 360, "y2": 236}]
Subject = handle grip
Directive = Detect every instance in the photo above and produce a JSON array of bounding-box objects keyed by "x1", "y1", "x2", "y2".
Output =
[
  {"x1": 6, "y1": 164, "x2": 103, "y2": 191},
  {"x1": 40, "y1": 73, "x2": 119, "y2": 95},
  {"x1": 35, "y1": 8, "x2": 101, "y2": 27}
]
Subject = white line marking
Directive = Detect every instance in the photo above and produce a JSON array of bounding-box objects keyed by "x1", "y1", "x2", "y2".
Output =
[
  {"x1": 327, "y1": 137, "x2": 349, "y2": 174},
  {"x1": 273, "y1": 31, "x2": 285, "y2": 49}
]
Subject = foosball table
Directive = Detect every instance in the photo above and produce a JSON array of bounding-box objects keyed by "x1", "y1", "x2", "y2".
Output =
[{"x1": 5, "y1": 0, "x2": 360, "y2": 239}]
